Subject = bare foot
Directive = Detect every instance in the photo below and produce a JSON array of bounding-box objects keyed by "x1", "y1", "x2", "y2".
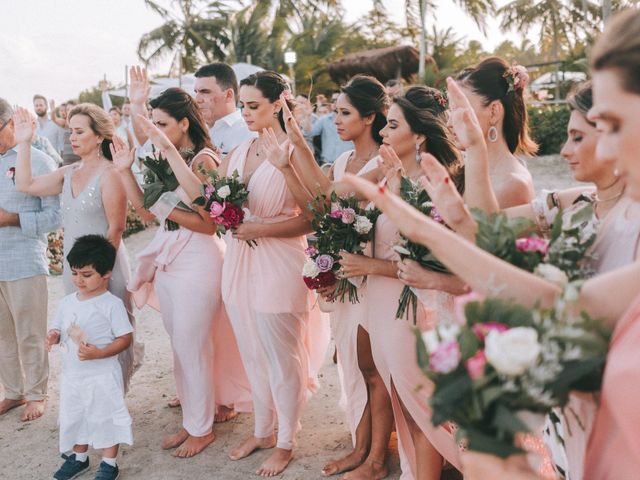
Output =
[
  {"x1": 228, "y1": 434, "x2": 276, "y2": 461},
  {"x1": 341, "y1": 459, "x2": 388, "y2": 480},
  {"x1": 167, "y1": 397, "x2": 181, "y2": 408},
  {"x1": 322, "y1": 449, "x2": 367, "y2": 476},
  {"x1": 257, "y1": 448, "x2": 293, "y2": 477},
  {"x1": 0, "y1": 398, "x2": 26, "y2": 416},
  {"x1": 173, "y1": 432, "x2": 216, "y2": 458},
  {"x1": 20, "y1": 400, "x2": 45, "y2": 421},
  {"x1": 215, "y1": 405, "x2": 238, "y2": 423},
  {"x1": 161, "y1": 428, "x2": 189, "y2": 450}
]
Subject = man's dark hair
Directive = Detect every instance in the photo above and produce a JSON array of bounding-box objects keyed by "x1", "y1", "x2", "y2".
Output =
[
  {"x1": 33, "y1": 94, "x2": 47, "y2": 104},
  {"x1": 67, "y1": 235, "x2": 116, "y2": 275},
  {"x1": 194, "y1": 63, "x2": 238, "y2": 97}
]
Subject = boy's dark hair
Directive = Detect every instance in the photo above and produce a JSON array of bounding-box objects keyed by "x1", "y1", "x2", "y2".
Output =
[
  {"x1": 67, "y1": 235, "x2": 116, "y2": 275},
  {"x1": 194, "y1": 62, "x2": 239, "y2": 97}
]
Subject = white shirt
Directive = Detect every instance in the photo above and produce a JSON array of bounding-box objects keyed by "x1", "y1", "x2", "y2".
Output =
[
  {"x1": 51, "y1": 291, "x2": 133, "y2": 377},
  {"x1": 36, "y1": 117, "x2": 64, "y2": 153},
  {"x1": 209, "y1": 109, "x2": 256, "y2": 156}
]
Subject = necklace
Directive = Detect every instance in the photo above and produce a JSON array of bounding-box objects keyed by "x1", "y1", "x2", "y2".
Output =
[{"x1": 594, "y1": 176, "x2": 625, "y2": 204}]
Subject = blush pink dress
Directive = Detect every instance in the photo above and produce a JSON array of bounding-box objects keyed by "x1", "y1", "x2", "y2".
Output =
[
  {"x1": 129, "y1": 184, "x2": 252, "y2": 437},
  {"x1": 367, "y1": 214, "x2": 461, "y2": 478},
  {"x1": 583, "y1": 292, "x2": 640, "y2": 479},
  {"x1": 221, "y1": 138, "x2": 330, "y2": 450},
  {"x1": 329, "y1": 151, "x2": 378, "y2": 444}
]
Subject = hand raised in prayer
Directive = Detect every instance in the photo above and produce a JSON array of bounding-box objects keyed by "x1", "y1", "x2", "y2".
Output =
[
  {"x1": 135, "y1": 114, "x2": 173, "y2": 152},
  {"x1": 110, "y1": 135, "x2": 136, "y2": 173},
  {"x1": 377, "y1": 144, "x2": 404, "y2": 194},
  {"x1": 446, "y1": 77, "x2": 485, "y2": 151},
  {"x1": 129, "y1": 66, "x2": 151, "y2": 106},
  {"x1": 280, "y1": 93, "x2": 307, "y2": 147},
  {"x1": 262, "y1": 127, "x2": 291, "y2": 170},
  {"x1": 12, "y1": 107, "x2": 35, "y2": 145}
]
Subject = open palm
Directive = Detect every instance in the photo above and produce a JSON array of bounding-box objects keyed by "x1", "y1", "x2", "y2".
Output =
[{"x1": 12, "y1": 107, "x2": 35, "y2": 145}]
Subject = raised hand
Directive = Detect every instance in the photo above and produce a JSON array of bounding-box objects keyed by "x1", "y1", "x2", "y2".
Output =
[
  {"x1": 262, "y1": 127, "x2": 291, "y2": 170},
  {"x1": 280, "y1": 92, "x2": 307, "y2": 147},
  {"x1": 418, "y1": 152, "x2": 473, "y2": 232},
  {"x1": 110, "y1": 134, "x2": 136, "y2": 172},
  {"x1": 377, "y1": 144, "x2": 404, "y2": 194},
  {"x1": 446, "y1": 77, "x2": 485, "y2": 150},
  {"x1": 135, "y1": 114, "x2": 173, "y2": 152},
  {"x1": 129, "y1": 66, "x2": 151, "y2": 106},
  {"x1": 12, "y1": 106, "x2": 35, "y2": 145}
]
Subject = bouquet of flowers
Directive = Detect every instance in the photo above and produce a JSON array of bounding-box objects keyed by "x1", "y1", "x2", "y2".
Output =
[
  {"x1": 192, "y1": 168, "x2": 256, "y2": 247},
  {"x1": 393, "y1": 177, "x2": 450, "y2": 323},
  {"x1": 302, "y1": 192, "x2": 379, "y2": 303},
  {"x1": 473, "y1": 202, "x2": 597, "y2": 285},
  {"x1": 140, "y1": 153, "x2": 193, "y2": 231},
  {"x1": 416, "y1": 290, "x2": 610, "y2": 457}
]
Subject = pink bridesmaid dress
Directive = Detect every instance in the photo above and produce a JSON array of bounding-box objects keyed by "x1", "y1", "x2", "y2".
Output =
[
  {"x1": 367, "y1": 214, "x2": 461, "y2": 478},
  {"x1": 329, "y1": 151, "x2": 377, "y2": 444},
  {"x1": 221, "y1": 139, "x2": 330, "y2": 450},
  {"x1": 129, "y1": 185, "x2": 252, "y2": 438},
  {"x1": 583, "y1": 293, "x2": 640, "y2": 479}
]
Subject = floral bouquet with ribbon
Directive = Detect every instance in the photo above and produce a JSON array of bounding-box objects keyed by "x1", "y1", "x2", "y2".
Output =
[
  {"x1": 473, "y1": 202, "x2": 597, "y2": 286},
  {"x1": 140, "y1": 153, "x2": 194, "y2": 231},
  {"x1": 416, "y1": 290, "x2": 609, "y2": 457},
  {"x1": 192, "y1": 168, "x2": 256, "y2": 247},
  {"x1": 302, "y1": 191, "x2": 379, "y2": 303},
  {"x1": 393, "y1": 177, "x2": 450, "y2": 323}
]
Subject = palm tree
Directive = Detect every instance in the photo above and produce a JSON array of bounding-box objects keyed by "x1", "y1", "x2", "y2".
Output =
[
  {"x1": 227, "y1": 1, "x2": 271, "y2": 65},
  {"x1": 137, "y1": 0, "x2": 230, "y2": 75},
  {"x1": 402, "y1": 0, "x2": 496, "y2": 80}
]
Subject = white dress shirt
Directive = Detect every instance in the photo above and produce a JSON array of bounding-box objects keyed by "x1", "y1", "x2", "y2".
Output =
[{"x1": 209, "y1": 109, "x2": 256, "y2": 156}]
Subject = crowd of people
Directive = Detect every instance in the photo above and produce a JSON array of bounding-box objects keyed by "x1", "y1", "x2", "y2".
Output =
[{"x1": 1, "y1": 7, "x2": 640, "y2": 480}]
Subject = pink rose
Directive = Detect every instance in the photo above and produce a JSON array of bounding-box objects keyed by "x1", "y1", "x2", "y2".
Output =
[
  {"x1": 465, "y1": 350, "x2": 487, "y2": 380},
  {"x1": 329, "y1": 210, "x2": 343, "y2": 219},
  {"x1": 430, "y1": 207, "x2": 444, "y2": 224},
  {"x1": 341, "y1": 207, "x2": 356, "y2": 224},
  {"x1": 515, "y1": 237, "x2": 549, "y2": 254},
  {"x1": 209, "y1": 201, "x2": 226, "y2": 218},
  {"x1": 315, "y1": 254, "x2": 335, "y2": 272},
  {"x1": 472, "y1": 322, "x2": 509, "y2": 342},
  {"x1": 453, "y1": 291, "x2": 484, "y2": 326},
  {"x1": 429, "y1": 340, "x2": 461, "y2": 374},
  {"x1": 204, "y1": 185, "x2": 215, "y2": 199},
  {"x1": 305, "y1": 246, "x2": 318, "y2": 257}
]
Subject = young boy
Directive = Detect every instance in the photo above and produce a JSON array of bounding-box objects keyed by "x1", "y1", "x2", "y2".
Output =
[{"x1": 47, "y1": 235, "x2": 133, "y2": 480}]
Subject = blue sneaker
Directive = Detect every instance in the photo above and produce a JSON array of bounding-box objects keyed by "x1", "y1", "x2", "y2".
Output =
[
  {"x1": 53, "y1": 453, "x2": 90, "y2": 479},
  {"x1": 94, "y1": 461, "x2": 119, "y2": 480}
]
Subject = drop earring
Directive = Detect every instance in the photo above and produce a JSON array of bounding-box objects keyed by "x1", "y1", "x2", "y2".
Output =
[
  {"x1": 415, "y1": 143, "x2": 421, "y2": 163},
  {"x1": 613, "y1": 168, "x2": 620, "y2": 177},
  {"x1": 273, "y1": 110, "x2": 280, "y2": 118},
  {"x1": 488, "y1": 125, "x2": 499, "y2": 143}
]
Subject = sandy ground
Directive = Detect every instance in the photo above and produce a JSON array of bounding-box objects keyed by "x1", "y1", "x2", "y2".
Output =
[{"x1": 0, "y1": 156, "x2": 573, "y2": 479}]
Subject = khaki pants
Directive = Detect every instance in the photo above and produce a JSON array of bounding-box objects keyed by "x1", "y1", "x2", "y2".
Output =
[{"x1": 0, "y1": 275, "x2": 48, "y2": 401}]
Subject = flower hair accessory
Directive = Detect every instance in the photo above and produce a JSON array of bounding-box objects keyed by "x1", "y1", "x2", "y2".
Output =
[
  {"x1": 433, "y1": 90, "x2": 448, "y2": 109},
  {"x1": 503, "y1": 64, "x2": 529, "y2": 93}
]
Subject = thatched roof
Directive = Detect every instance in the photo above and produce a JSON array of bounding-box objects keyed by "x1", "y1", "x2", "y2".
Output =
[{"x1": 327, "y1": 45, "x2": 436, "y2": 84}]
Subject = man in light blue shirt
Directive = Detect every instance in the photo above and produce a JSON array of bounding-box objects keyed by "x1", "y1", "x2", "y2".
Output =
[
  {"x1": 33, "y1": 94, "x2": 64, "y2": 154},
  {"x1": 0, "y1": 98, "x2": 60, "y2": 421},
  {"x1": 301, "y1": 93, "x2": 352, "y2": 165}
]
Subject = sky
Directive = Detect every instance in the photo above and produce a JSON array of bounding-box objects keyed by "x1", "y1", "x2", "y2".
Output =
[{"x1": 0, "y1": 0, "x2": 515, "y2": 110}]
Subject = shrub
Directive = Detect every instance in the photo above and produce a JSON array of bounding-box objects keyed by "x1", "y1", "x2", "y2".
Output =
[{"x1": 527, "y1": 104, "x2": 570, "y2": 156}]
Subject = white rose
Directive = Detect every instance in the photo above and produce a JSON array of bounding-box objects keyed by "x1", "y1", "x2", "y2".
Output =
[
  {"x1": 217, "y1": 185, "x2": 231, "y2": 199},
  {"x1": 534, "y1": 263, "x2": 568, "y2": 288},
  {"x1": 392, "y1": 245, "x2": 411, "y2": 256},
  {"x1": 302, "y1": 259, "x2": 320, "y2": 278},
  {"x1": 485, "y1": 327, "x2": 541, "y2": 376},
  {"x1": 421, "y1": 329, "x2": 440, "y2": 353},
  {"x1": 354, "y1": 215, "x2": 373, "y2": 234}
]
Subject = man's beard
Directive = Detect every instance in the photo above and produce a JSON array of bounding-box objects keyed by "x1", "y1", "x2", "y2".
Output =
[{"x1": 35, "y1": 110, "x2": 47, "y2": 118}]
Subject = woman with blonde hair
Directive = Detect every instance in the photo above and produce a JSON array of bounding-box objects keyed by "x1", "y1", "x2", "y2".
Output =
[{"x1": 13, "y1": 103, "x2": 139, "y2": 392}]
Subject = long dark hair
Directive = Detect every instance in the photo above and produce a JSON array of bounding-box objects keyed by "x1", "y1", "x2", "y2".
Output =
[
  {"x1": 149, "y1": 88, "x2": 213, "y2": 153},
  {"x1": 457, "y1": 56, "x2": 537, "y2": 156},
  {"x1": 394, "y1": 86, "x2": 464, "y2": 192},
  {"x1": 239, "y1": 71, "x2": 293, "y2": 131},
  {"x1": 340, "y1": 75, "x2": 389, "y2": 145}
]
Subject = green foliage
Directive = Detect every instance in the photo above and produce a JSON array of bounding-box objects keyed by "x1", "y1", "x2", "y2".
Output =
[{"x1": 527, "y1": 104, "x2": 571, "y2": 155}]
